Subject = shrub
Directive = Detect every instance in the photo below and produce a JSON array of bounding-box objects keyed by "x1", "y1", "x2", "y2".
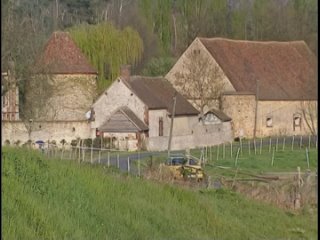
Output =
[
  {"x1": 60, "y1": 139, "x2": 66, "y2": 146},
  {"x1": 71, "y1": 138, "x2": 80, "y2": 147},
  {"x1": 4, "y1": 140, "x2": 10, "y2": 145},
  {"x1": 93, "y1": 138, "x2": 102, "y2": 148},
  {"x1": 14, "y1": 140, "x2": 21, "y2": 146},
  {"x1": 83, "y1": 138, "x2": 92, "y2": 147}
]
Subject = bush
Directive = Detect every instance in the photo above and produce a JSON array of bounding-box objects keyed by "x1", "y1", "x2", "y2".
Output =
[
  {"x1": 93, "y1": 138, "x2": 102, "y2": 148},
  {"x1": 22, "y1": 140, "x2": 33, "y2": 147},
  {"x1": 14, "y1": 140, "x2": 21, "y2": 146},
  {"x1": 83, "y1": 138, "x2": 92, "y2": 147},
  {"x1": 4, "y1": 140, "x2": 10, "y2": 145},
  {"x1": 71, "y1": 138, "x2": 80, "y2": 147},
  {"x1": 60, "y1": 139, "x2": 66, "y2": 146}
]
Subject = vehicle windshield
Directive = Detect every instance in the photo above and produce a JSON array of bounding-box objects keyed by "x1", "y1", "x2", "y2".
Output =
[{"x1": 167, "y1": 157, "x2": 187, "y2": 165}]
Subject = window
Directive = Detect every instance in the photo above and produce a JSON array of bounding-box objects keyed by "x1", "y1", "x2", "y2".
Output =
[
  {"x1": 293, "y1": 113, "x2": 302, "y2": 131},
  {"x1": 159, "y1": 117, "x2": 163, "y2": 136},
  {"x1": 193, "y1": 49, "x2": 200, "y2": 54},
  {"x1": 266, "y1": 116, "x2": 273, "y2": 128}
]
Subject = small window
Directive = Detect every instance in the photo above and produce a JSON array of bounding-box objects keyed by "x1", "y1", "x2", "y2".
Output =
[
  {"x1": 193, "y1": 49, "x2": 200, "y2": 54},
  {"x1": 293, "y1": 113, "x2": 302, "y2": 131},
  {"x1": 266, "y1": 116, "x2": 273, "y2": 128},
  {"x1": 159, "y1": 117, "x2": 163, "y2": 136}
]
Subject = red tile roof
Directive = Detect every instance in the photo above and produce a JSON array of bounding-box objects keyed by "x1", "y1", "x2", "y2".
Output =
[
  {"x1": 199, "y1": 38, "x2": 317, "y2": 100},
  {"x1": 34, "y1": 31, "x2": 97, "y2": 74},
  {"x1": 123, "y1": 76, "x2": 199, "y2": 116}
]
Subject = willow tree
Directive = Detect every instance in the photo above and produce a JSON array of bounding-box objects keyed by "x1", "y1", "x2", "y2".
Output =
[{"x1": 69, "y1": 22, "x2": 144, "y2": 91}]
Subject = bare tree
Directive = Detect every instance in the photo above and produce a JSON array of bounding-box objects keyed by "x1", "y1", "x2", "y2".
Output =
[
  {"x1": 174, "y1": 49, "x2": 225, "y2": 118},
  {"x1": 300, "y1": 101, "x2": 317, "y2": 136}
]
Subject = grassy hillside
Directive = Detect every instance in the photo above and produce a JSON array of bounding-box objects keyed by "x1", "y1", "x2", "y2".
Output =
[{"x1": 2, "y1": 147, "x2": 317, "y2": 239}]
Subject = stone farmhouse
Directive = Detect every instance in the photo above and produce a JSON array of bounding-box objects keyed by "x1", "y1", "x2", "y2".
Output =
[
  {"x1": 166, "y1": 37, "x2": 318, "y2": 138},
  {"x1": 31, "y1": 31, "x2": 98, "y2": 121},
  {"x1": 90, "y1": 66, "x2": 233, "y2": 151},
  {"x1": 2, "y1": 32, "x2": 234, "y2": 150},
  {"x1": 2, "y1": 31, "x2": 97, "y2": 144}
]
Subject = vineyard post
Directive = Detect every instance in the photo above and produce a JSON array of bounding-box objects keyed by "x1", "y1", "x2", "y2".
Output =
[{"x1": 271, "y1": 147, "x2": 275, "y2": 166}]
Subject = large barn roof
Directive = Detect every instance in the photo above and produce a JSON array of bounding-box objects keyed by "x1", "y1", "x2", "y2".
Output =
[
  {"x1": 123, "y1": 76, "x2": 199, "y2": 116},
  {"x1": 34, "y1": 31, "x2": 97, "y2": 74},
  {"x1": 199, "y1": 38, "x2": 317, "y2": 100}
]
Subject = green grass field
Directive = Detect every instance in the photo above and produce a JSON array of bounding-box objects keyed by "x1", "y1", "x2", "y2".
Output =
[{"x1": 2, "y1": 147, "x2": 318, "y2": 239}]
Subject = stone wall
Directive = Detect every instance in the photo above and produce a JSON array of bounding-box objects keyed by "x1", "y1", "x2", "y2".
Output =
[
  {"x1": 26, "y1": 74, "x2": 97, "y2": 121},
  {"x1": 256, "y1": 100, "x2": 318, "y2": 136},
  {"x1": 221, "y1": 94, "x2": 256, "y2": 138},
  {"x1": 221, "y1": 94, "x2": 318, "y2": 138},
  {"x1": 165, "y1": 38, "x2": 235, "y2": 96},
  {"x1": 2, "y1": 120, "x2": 91, "y2": 145},
  {"x1": 146, "y1": 121, "x2": 233, "y2": 151},
  {"x1": 91, "y1": 79, "x2": 146, "y2": 132}
]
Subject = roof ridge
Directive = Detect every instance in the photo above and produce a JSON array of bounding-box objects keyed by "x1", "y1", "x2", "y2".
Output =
[{"x1": 198, "y1": 37, "x2": 306, "y2": 45}]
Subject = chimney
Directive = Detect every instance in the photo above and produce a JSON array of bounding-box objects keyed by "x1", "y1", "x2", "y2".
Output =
[{"x1": 120, "y1": 64, "x2": 131, "y2": 81}]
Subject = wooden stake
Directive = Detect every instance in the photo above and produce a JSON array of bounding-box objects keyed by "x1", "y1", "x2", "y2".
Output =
[
  {"x1": 107, "y1": 151, "x2": 110, "y2": 167},
  {"x1": 235, "y1": 148, "x2": 240, "y2": 167},
  {"x1": 98, "y1": 150, "x2": 101, "y2": 164},
  {"x1": 117, "y1": 153, "x2": 120, "y2": 168},
  {"x1": 299, "y1": 135, "x2": 302, "y2": 149},
  {"x1": 254, "y1": 139, "x2": 256, "y2": 155},
  {"x1": 217, "y1": 145, "x2": 220, "y2": 161},
  {"x1": 82, "y1": 142, "x2": 85, "y2": 162},
  {"x1": 260, "y1": 138, "x2": 262, "y2": 155},
  {"x1": 291, "y1": 135, "x2": 295, "y2": 151},
  {"x1": 248, "y1": 140, "x2": 251, "y2": 155},
  {"x1": 306, "y1": 148, "x2": 310, "y2": 169},
  {"x1": 276, "y1": 137, "x2": 278, "y2": 152},
  {"x1": 90, "y1": 140, "x2": 93, "y2": 164},
  {"x1": 230, "y1": 141, "x2": 233, "y2": 158},
  {"x1": 308, "y1": 135, "x2": 311, "y2": 149},
  {"x1": 240, "y1": 138, "x2": 243, "y2": 155},
  {"x1": 127, "y1": 157, "x2": 130, "y2": 172},
  {"x1": 269, "y1": 137, "x2": 272, "y2": 153},
  {"x1": 297, "y1": 166, "x2": 301, "y2": 188},
  {"x1": 69, "y1": 147, "x2": 72, "y2": 160},
  {"x1": 223, "y1": 143, "x2": 225, "y2": 159},
  {"x1": 271, "y1": 147, "x2": 275, "y2": 166},
  {"x1": 138, "y1": 159, "x2": 141, "y2": 177},
  {"x1": 282, "y1": 137, "x2": 286, "y2": 151},
  {"x1": 61, "y1": 146, "x2": 64, "y2": 160}
]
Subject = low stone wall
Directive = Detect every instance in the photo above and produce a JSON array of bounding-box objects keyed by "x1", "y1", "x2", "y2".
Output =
[
  {"x1": 146, "y1": 122, "x2": 233, "y2": 151},
  {"x1": 2, "y1": 120, "x2": 91, "y2": 146}
]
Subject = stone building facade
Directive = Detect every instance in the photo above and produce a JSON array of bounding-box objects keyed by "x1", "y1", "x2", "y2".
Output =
[
  {"x1": 91, "y1": 68, "x2": 233, "y2": 151},
  {"x1": 29, "y1": 31, "x2": 98, "y2": 121},
  {"x1": 1, "y1": 70, "x2": 19, "y2": 121},
  {"x1": 166, "y1": 37, "x2": 318, "y2": 138}
]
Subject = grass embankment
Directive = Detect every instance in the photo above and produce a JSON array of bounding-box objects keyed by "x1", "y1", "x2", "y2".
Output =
[{"x1": 2, "y1": 147, "x2": 318, "y2": 239}]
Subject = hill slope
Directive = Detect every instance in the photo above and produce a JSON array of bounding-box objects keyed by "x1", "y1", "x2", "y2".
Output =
[{"x1": 2, "y1": 147, "x2": 317, "y2": 239}]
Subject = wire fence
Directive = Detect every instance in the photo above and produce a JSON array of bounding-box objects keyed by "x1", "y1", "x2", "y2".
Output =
[{"x1": 40, "y1": 134, "x2": 318, "y2": 174}]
